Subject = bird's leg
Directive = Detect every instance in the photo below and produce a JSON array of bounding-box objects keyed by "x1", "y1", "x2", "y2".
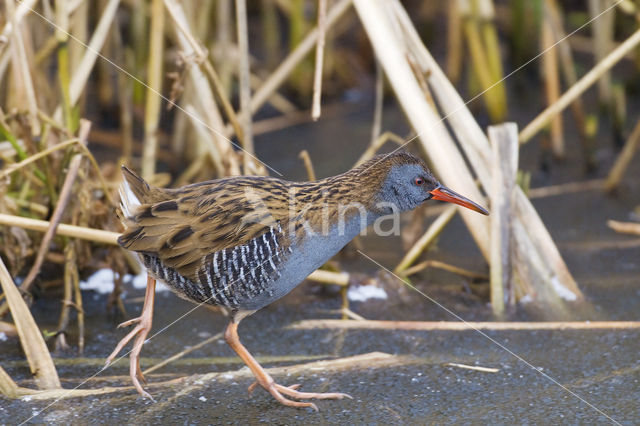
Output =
[
  {"x1": 105, "y1": 275, "x2": 156, "y2": 400},
  {"x1": 224, "y1": 321, "x2": 351, "y2": 411}
]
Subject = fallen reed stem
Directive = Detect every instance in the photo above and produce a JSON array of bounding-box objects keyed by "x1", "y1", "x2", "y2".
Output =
[
  {"x1": 607, "y1": 220, "x2": 640, "y2": 237},
  {"x1": 288, "y1": 319, "x2": 640, "y2": 331}
]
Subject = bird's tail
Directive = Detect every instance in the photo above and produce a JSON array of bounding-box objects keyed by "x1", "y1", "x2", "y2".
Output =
[{"x1": 119, "y1": 166, "x2": 150, "y2": 219}]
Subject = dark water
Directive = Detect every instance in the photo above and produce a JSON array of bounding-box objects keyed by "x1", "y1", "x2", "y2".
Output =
[{"x1": 2, "y1": 87, "x2": 640, "y2": 424}]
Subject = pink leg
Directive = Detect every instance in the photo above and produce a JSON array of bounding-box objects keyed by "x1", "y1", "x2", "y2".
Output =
[
  {"x1": 224, "y1": 321, "x2": 351, "y2": 411},
  {"x1": 106, "y1": 276, "x2": 156, "y2": 400}
]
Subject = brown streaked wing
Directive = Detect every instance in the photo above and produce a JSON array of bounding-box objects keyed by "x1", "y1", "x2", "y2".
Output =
[{"x1": 119, "y1": 176, "x2": 292, "y2": 282}]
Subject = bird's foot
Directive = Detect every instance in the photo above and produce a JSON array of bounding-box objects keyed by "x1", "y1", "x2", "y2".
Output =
[
  {"x1": 247, "y1": 379, "x2": 352, "y2": 411},
  {"x1": 105, "y1": 314, "x2": 154, "y2": 400}
]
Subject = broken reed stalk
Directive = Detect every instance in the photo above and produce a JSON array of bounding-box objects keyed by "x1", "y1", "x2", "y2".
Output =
[
  {"x1": 607, "y1": 220, "x2": 640, "y2": 237},
  {"x1": 520, "y1": 27, "x2": 640, "y2": 144},
  {"x1": 141, "y1": 0, "x2": 165, "y2": 180},
  {"x1": 311, "y1": 0, "x2": 328, "y2": 121},
  {"x1": 390, "y1": 0, "x2": 582, "y2": 303},
  {"x1": 395, "y1": 205, "x2": 457, "y2": 274},
  {"x1": 0, "y1": 256, "x2": 61, "y2": 390},
  {"x1": 488, "y1": 123, "x2": 518, "y2": 315},
  {"x1": 604, "y1": 118, "x2": 640, "y2": 191},
  {"x1": 541, "y1": 9, "x2": 564, "y2": 158},
  {"x1": 235, "y1": 0, "x2": 256, "y2": 172},
  {"x1": 356, "y1": 0, "x2": 492, "y2": 258}
]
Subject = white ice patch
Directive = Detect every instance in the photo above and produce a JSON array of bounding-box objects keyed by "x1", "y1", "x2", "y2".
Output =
[
  {"x1": 79, "y1": 268, "x2": 170, "y2": 294},
  {"x1": 198, "y1": 396, "x2": 207, "y2": 402},
  {"x1": 0, "y1": 332, "x2": 7, "y2": 342},
  {"x1": 519, "y1": 294, "x2": 533, "y2": 304},
  {"x1": 550, "y1": 276, "x2": 577, "y2": 301},
  {"x1": 347, "y1": 284, "x2": 388, "y2": 302},
  {"x1": 79, "y1": 269, "x2": 117, "y2": 294}
]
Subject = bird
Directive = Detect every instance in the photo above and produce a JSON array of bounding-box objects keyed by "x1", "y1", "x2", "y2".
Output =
[{"x1": 106, "y1": 151, "x2": 488, "y2": 410}]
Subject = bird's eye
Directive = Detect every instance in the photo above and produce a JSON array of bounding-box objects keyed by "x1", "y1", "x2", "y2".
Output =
[{"x1": 414, "y1": 177, "x2": 424, "y2": 186}]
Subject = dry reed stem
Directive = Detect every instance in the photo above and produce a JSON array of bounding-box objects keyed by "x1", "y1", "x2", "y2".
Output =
[
  {"x1": 0, "y1": 256, "x2": 61, "y2": 390},
  {"x1": 401, "y1": 259, "x2": 488, "y2": 281},
  {"x1": 250, "y1": 0, "x2": 353, "y2": 115},
  {"x1": 607, "y1": 220, "x2": 640, "y2": 237},
  {"x1": 488, "y1": 123, "x2": 518, "y2": 314},
  {"x1": 541, "y1": 11, "x2": 564, "y2": 158},
  {"x1": 165, "y1": 0, "x2": 240, "y2": 176},
  {"x1": 520, "y1": 27, "x2": 640, "y2": 144},
  {"x1": 0, "y1": 138, "x2": 78, "y2": 179},
  {"x1": 370, "y1": 60, "x2": 383, "y2": 144},
  {"x1": 18, "y1": 121, "x2": 91, "y2": 293},
  {"x1": 289, "y1": 319, "x2": 640, "y2": 331},
  {"x1": 588, "y1": 0, "x2": 615, "y2": 106},
  {"x1": 182, "y1": 103, "x2": 225, "y2": 174},
  {"x1": 446, "y1": 0, "x2": 462, "y2": 82},
  {"x1": 215, "y1": 0, "x2": 232, "y2": 97},
  {"x1": 445, "y1": 363, "x2": 500, "y2": 373},
  {"x1": 235, "y1": 0, "x2": 255, "y2": 166},
  {"x1": 605, "y1": 118, "x2": 640, "y2": 191},
  {"x1": 141, "y1": 0, "x2": 165, "y2": 180},
  {"x1": 53, "y1": 0, "x2": 120, "y2": 122},
  {"x1": 306, "y1": 269, "x2": 349, "y2": 286},
  {"x1": 311, "y1": 0, "x2": 328, "y2": 121},
  {"x1": 546, "y1": 0, "x2": 591, "y2": 167},
  {"x1": 0, "y1": 0, "x2": 37, "y2": 50},
  {"x1": 6, "y1": 0, "x2": 40, "y2": 135},
  {"x1": 459, "y1": 0, "x2": 506, "y2": 121},
  {"x1": 394, "y1": 205, "x2": 457, "y2": 274},
  {"x1": 298, "y1": 150, "x2": 317, "y2": 181}
]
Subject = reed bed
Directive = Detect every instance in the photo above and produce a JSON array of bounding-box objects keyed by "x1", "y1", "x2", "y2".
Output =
[{"x1": 0, "y1": 0, "x2": 639, "y2": 403}]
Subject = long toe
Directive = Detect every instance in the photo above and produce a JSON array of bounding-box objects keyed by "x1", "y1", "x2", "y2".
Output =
[
  {"x1": 118, "y1": 316, "x2": 143, "y2": 329},
  {"x1": 274, "y1": 384, "x2": 352, "y2": 400},
  {"x1": 266, "y1": 385, "x2": 318, "y2": 411}
]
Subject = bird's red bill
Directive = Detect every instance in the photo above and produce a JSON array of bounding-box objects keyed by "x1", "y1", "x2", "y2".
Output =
[{"x1": 429, "y1": 186, "x2": 489, "y2": 215}]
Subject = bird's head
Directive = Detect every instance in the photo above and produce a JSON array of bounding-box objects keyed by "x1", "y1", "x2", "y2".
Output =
[{"x1": 363, "y1": 151, "x2": 489, "y2": 215}]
